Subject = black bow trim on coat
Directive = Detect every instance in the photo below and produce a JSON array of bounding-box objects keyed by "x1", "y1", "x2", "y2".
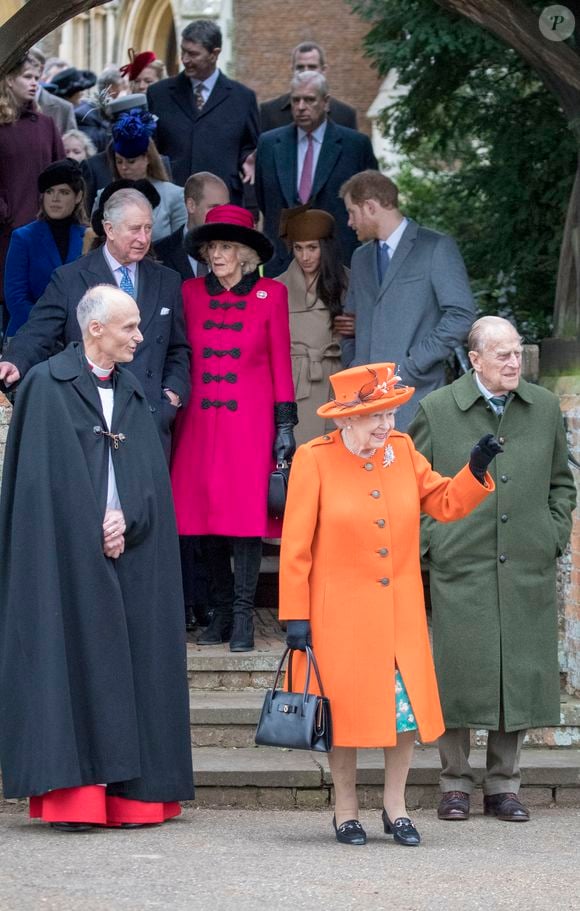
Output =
[
  {"x1": 203, "y1": 347, "x2": 241, "y2": 359},
  {"x1": 202, "y1": 372, "x2": 237, "y2": 384},
  {"x1": 203, "y1": 320, "x2": 243, "y2": 331},
  {"x1": 209, "y1": 300, "x2": 247, "y2": 311},
  {"x1": 201, "y1": 399, "x2": 238, "y2": 411}
]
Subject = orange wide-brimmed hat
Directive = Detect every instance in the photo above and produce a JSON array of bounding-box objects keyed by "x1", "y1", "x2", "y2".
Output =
[{"x1": 317, "y1": 363, "x2": 415, "y2": 419}]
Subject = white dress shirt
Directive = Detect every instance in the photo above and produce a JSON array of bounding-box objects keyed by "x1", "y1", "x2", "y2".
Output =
[{"x1": 378, "y1": 217, "x2": 409, "y2": 260}]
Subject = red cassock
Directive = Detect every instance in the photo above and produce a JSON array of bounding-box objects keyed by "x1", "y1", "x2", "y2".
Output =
[{"x1": 171, "y1": 275, "x2": 294, "y2": 537}]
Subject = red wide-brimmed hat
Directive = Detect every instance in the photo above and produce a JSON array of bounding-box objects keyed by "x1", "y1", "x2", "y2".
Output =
[
  {"x1": 185, "y1": 205, "x2": 274, "y2": 265},
  {"x1": 317, "y1": 363, "x2": 415, "y2": 419}
]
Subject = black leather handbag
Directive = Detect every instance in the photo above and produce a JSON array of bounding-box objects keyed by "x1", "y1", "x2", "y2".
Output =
[
  {"x1": 267, "y1": 459, "x2": 291, "y2": 520},
  {"x1": 255, "y1": 645, "x2": 332, "y2": 753}
]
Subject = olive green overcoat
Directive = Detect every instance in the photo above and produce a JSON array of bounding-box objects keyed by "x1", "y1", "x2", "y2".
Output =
[{"x1": 408, "y1": 371, "x2": 576, "y2": 732}]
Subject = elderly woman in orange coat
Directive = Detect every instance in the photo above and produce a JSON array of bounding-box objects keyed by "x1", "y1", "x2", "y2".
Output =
[{"x1": 279, "y1": 363, "x2": 501, "y2": 846}]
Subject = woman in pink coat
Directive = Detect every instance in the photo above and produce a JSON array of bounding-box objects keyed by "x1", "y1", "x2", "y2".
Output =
[{"x1": 171, "y1": 205, "x2": 296, "y2": 652}]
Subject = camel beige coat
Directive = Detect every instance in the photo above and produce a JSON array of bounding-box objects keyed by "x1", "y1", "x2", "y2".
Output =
[
  {"x1": 279, "y1": 430, "x2": 493, "y2": 747},
  {"x1": 277, "y1": 260, "x2": 342, "y2": 445}
]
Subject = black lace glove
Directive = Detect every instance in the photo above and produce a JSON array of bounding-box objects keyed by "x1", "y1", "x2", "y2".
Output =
[
  {"x1": 273, "y1": 401, "x2": 298, "y2": 463},
  {"x1": 286, "y1": 620, "x2": 312, "y2": 651},
  {"x1": 469, "y1": 433, "x2": 504, "y2": 483}
]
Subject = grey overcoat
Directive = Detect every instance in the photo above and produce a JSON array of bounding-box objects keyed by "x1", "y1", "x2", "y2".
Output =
[
  {"x1": 408, "y1": 372, "x2": 576, "y2": 732},
  {"x1": 342, "y1": 220, "x2": 475, "y2": 430}
]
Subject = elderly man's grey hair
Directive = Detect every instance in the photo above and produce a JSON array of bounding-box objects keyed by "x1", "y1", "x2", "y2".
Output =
[
  {"x1": 102, "y1": 188, "x2": 152, "y2": 228},
  {"x1": 468, "y1": 316, "x2": 522, "y2": 354},
  {"x1": 77, "y1": 284, "x2": 134, "y2": 335},
  {"x1": 290, "y1": 70, "x2": 329, "y2": 98}
]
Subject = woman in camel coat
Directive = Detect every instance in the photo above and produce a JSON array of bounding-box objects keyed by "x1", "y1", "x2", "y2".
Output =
[
  {"x1": 279, "y1": 363, "x2": 500, "y2": 846},
  {"x1": 276, "y1": 207, "x2": 348, "y2": 444}
]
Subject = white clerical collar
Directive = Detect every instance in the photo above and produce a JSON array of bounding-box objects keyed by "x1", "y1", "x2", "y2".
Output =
[
  {"x1": 192, "y1": 68, "x2": 220, "y2": 94},
  {"x1": 102, "y1": 245, "x2": 137, "y2": 281},
  {"x1": 297, "y1": 120, "x2": 327, "y2": 145},
  {"x1": 85, "y1": 354, "x2": 113, "y2": 379}
]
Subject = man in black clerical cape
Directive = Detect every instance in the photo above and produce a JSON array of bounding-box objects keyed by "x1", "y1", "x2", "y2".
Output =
[{"x1": 0, "y1": 284, "x2": 194, "y2": 831}]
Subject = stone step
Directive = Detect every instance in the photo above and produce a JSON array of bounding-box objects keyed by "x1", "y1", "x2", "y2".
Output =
[
  {"x1": 191, "y1": 745, "x2": 580, "y2": 809},
  {"x1": 188, "y1": 687, "x2": 580, "y2": 749}
]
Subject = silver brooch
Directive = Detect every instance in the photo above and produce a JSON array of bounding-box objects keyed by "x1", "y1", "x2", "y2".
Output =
[
  {"x1": 383, "y1": 444, "x2": 395, "y2": 468},
  {"x1": 256, "y1": 290, "x2": 268, "y2": 299}
]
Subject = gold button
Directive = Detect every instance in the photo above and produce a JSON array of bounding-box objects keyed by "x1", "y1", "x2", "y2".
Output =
[
  {"x1": 378, "y1": 548, "x2": 388, "y2": 557},
  {"x1": 379, "y1": 578, "x2": 390, "y2": 586},
  {"x1": 376, "y1": 519, "x2": 385, "y2": 528},
  {"x1": 364, "y1": 462, "x2": 374, "y2": 471},
  {"x1": 371, "y1": 490, "x2": 380, "y2": 499}
]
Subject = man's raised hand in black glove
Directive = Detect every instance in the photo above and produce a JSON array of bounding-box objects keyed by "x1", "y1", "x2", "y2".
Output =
[
  {"x1": 469, "y1": 433, "x2": 503, "y2": 483},
  {"x1": 273, "y1": 401, "x2": 298, "y2": 464},
  {"x1": 286, "y1": 620, "x2": 312, "y2": 651}
]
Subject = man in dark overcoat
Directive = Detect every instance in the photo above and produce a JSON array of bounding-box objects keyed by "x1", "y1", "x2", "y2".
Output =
[
  {"x1": 0, "y1": 187, "x2": 190, "y2": 459},
  {"x1": 408, "y1": 316, "x2": 576, "y2": 822},
  {"x1": 147, "y1": 20, "x2": 258, "y2": 200},
  {"x1": 0, "y1": 285, "x2": 194, "y2": 831}
]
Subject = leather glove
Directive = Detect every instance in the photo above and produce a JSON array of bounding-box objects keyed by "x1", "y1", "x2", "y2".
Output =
[
  {"x1": 286, "y1": 620, "x2": 312, "y2": 652},
  {"x1": 469, "y1": 433, "x2": 504, "y2": 482},
  {"x1": 273, "y1": 401, "x2": 298, "y2": 463}
]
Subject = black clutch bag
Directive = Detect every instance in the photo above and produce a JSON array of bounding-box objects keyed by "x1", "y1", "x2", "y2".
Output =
[
  {"x1": 267, "y1": 459, "x2": 291, "y2": 520},
  {"x1": 255, "y1": 645, "x2": 332, "y2": 753}
]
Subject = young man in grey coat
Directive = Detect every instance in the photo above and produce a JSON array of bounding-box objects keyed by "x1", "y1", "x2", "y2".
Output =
[{"x1": 339, "y1": 171, "x2": 475, "y2": 430}]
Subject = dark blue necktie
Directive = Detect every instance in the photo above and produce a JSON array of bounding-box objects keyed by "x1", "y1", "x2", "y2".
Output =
[{"x1": 377, "y1": 241, "x2": 390, "y2": 283}]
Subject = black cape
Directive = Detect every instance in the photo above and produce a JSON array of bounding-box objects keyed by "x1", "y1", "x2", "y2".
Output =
[{"x1": 0, "y1": 343, "x2": 194, "y2": 801}]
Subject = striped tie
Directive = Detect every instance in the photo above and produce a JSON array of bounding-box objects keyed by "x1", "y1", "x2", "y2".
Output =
[
  {"x1": 119, "y1": 265, "x2": 135, "y2": 297},
  {"x1": 489, "y1": 395, "x2": 507, "y2": 415}
]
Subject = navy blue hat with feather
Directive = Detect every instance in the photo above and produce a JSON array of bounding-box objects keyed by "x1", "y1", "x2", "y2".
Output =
[{"x1": 112, "y1": 109, "x2": 157, "y2": 158}]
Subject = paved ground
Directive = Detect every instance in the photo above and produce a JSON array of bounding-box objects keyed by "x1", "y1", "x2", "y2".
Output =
[{"x1": 0, "y1": 807, "x2": 579, "y2": 911}]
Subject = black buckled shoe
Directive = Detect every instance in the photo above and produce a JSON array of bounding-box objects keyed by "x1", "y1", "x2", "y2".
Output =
[
  {"x1": 333, "y1": 816, "x2": 367, "y2": 846},
  {"x1": 197, "y1": 612, "x2": 232, "y2": 645},
  {"x1": 50, "y1": 822, "x2": 93, "y2": 833},
  {"x1": 437, "y1": 790, "x2": 470, "y2": 820},
  {"x1": 382, "y1": 809, "x2": 421, "y2": 846},
  {"x1": 483, "y1": 792, "x2": 530, "y2": 821}
]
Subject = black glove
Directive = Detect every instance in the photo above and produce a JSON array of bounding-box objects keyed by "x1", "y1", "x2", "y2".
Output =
[
  {"x1": 469, "y1": 433, "x2": 504, "y2": 482},
  {"x1": 286, "y1": 620, "x2": 312, "y2": 651},
  {"x1": 273, "y1": 402, "x2": 298, "y2": 463}
]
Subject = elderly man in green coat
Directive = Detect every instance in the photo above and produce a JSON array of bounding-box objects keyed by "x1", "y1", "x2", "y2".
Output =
[{"x1": 408, "y1": 316, "x2": 576, "y2": 823}]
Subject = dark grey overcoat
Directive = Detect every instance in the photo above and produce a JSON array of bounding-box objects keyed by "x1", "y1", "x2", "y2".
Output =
[
  {"x1": 0, "y1": 344, "x2": 194, "y2": 800},
  {"x1": 408, "y1": 371, "x2": 576, "y2": 732}
]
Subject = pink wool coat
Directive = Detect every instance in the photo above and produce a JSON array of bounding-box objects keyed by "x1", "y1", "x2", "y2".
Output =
[{"x1": 171, "y1": 273, "x2": 294, "y2": 537}]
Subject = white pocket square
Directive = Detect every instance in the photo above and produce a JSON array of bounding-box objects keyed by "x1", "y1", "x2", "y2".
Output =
[{"x1": 160, "y1": 307, "x2": 171, "y2": 316}]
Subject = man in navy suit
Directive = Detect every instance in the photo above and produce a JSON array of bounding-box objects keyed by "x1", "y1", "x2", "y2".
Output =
[
  {"x1": 255, "y1": 71, "x2": 378, "y2": 276},
  {"x1": 0, "y1": 189, "x2": 190, "y2": 458},
  {"x1": 147, "y1": 20, "x2": 259, "y2": 203}
]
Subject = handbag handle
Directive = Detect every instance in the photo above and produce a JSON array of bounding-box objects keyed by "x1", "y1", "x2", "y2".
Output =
[{"x1": 270, "y1": 645, "x2": 326, "y2": 707}]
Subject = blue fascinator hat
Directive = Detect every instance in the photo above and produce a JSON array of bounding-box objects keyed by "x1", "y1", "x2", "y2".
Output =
[{"x1": 112, "y1": 109, "x2": 157, "y2": 158}]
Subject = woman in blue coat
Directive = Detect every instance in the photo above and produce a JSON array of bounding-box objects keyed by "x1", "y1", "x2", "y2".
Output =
[{"x1": 4, "y1": 159, "x2": 87, "y2": 337}]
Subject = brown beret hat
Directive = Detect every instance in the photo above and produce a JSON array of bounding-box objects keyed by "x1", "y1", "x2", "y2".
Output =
[{"x1": 279, "y1": 205, "x2": 336, "y2": 246}]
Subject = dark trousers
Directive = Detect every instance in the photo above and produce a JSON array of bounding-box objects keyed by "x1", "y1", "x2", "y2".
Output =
[
  {"x1": 205, "y1": 535, "x2": 262, "y2": 615},
  {"x1": 179, "y1": 536, "x2": 211, "y2": 622}
]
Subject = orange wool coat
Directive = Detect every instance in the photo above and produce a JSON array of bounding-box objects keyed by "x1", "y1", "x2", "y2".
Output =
[{"x1": 279, "y1": 429, "x2": 493, "y2": 747}]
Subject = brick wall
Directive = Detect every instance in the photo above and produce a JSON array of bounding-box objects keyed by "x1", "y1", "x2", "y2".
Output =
[
  {"x1": 559, "y1": 393, "x2": 580, "y2": 696},
  {"x1": 232, "y1": 0, "x2": 381, "y2": 135}
]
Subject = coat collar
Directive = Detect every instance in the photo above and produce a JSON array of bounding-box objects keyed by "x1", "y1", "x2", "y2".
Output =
[
  {"x1": 452, "y1": 370, "x2": 535, "y2": 411},
  {"x1": 272, "y1": 119, "x2": 344, "y2": 206},
  {"x1": 205, "y1": 269, "x2": 260, "y2": 296},
  {"x1": 80, "y1": 247, "x2": 160, "y2": 334},
  {"x1": 376, "y1": 219, "x2": 419, "y2": 297},
  {"x1": 169, "y1": 71, "x2": 232, "y2": 123}
]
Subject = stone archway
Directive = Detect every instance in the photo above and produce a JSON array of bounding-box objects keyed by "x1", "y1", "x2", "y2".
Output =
[{"x1": 116, "y1": 0, "x2": 178, "y2": 75}]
